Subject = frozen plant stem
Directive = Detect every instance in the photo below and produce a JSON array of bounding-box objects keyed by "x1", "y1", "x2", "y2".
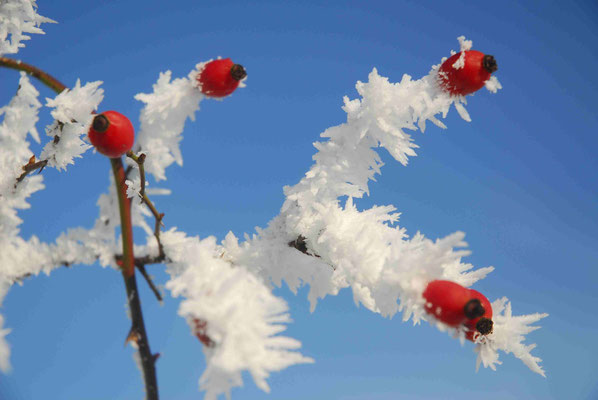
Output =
[
  {"x1": 110, "y1": 157, "x2": 159, "y2": 400},
  {"x1": 1, "y1": 57, "x2": 66, "y2": 185},
  {"x1": 126, "y1": 151, "x2": 166, "y2": 261},
  {"x1": 0, "y1": 57, "x2": 66, "y2": 94}
]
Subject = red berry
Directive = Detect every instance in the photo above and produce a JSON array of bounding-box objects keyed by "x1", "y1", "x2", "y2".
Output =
[
  {"x1": 438, "y1": 50, "x2": 497, "y2": 96},
  {"x1": 88, "y1": 111, "x2": 134, "y2": 158},
  {"x1": 193, "y1": 318, "x2": 215, "y2": 348},
  {"x1": 423, "y1": 280, "x2": 484, "y2": 326},
  {"x1": 464, "y1": 289, "x2": 493, "y2": 341},
  {"x1": 197, "y1": 58, "x2": 246, "y2": 97}
]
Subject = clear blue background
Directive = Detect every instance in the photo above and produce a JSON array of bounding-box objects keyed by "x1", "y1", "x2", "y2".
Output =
[{"x1": 1, "y1": 0, "x2": 597, "y2": 399}]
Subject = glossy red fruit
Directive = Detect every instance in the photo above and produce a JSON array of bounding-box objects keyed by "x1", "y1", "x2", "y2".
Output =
[
  {"x1": 465, "y1": 289, "x2": 493, "y2": 341},
  {"x1": 197, "y1": 58, "x2": 247, "y2": 97},
  {"x1": 423, "y1": 280, "x2": 485, "y2": 326},
  {"x1": 438, "y1": 50, "x2": 498, "y2": 96},
  {"x1": 88, "y1": 111, "x2": 134, "y2": 158}
]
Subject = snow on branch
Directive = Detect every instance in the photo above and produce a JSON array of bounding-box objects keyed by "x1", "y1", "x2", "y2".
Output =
[
  {"x1": 0, "y1": 313, "x2": 10, "y2": 372},
  {"x1": 0, "y1": 73, "x2": 45, "y2": 371},
  {"x1": 40, "y1": 79, "x2": 104, "y2": 170},
  {"x1": 160, "y1": 230, "x2": 313, "y2": 400},
  {"x1": 209, "y1": 37, "x2": 543, "y2": 376},
  {"x1": 0, "y1": 0, "x2": 55, "y2": 56},
  {"x1": 133, "y1": 63, "x2": 207, "y2": 181},
  {"x1": 476, "y1": 297, "x2": 548, "y2": 376}
]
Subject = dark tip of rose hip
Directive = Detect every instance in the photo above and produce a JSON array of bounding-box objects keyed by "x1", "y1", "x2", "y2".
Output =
[
  {"x1": 483, "y1": 55, "x2": 498, "y2": 73},
  {"x1": 476, "y1": 318, "x2": 494, "y2": 335},
  {"x1": 464, "y1": 299, "x2": 485, "y2": 319},
  {"x1": 92, "y1": 114, "x2": 109, "y2": 133},
  {"x1": 230, "y1": 64, "x2": 247, "y2": 81}
]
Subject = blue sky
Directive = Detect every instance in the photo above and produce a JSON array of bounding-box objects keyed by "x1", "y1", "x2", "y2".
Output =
[{"x1": 1, "y1": 0, "x2": 597, "y2": 399}]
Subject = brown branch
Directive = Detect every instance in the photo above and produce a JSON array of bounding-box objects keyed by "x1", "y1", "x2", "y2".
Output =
[
  {"x1": 15, "y1": 156, "x2": 48, "y2": 187},
  {"x1": 136, "y1": 264, "x2": 163, "y2": 302},
  {"x1": 126, "y1": 151, "x2": 166, "y2": 261},
  {"x1": 111, "y1": 157, "x2": 159, "y2": 400},
  {"x1": 288, "y1": 235, "x2": 321, "y2": 258},
  {"x1": 0, "y1": 57, "x2": 67, "y2": 94}
]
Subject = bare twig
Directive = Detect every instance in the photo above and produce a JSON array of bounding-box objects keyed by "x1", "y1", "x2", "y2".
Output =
[
  {"x1": 136, "y1": 264, "x2": 163, "y2": 302},
  {"x1": 0, "y1": 57, "x2": 67, "y2": 94},
  {"x1": 15, "y1": 156, "x2": 48, "y2": 187},
  {"x1": 126, "y1": 151, "x2": 166, "y2": 261}
]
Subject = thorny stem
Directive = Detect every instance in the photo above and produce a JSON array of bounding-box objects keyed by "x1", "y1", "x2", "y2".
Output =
[
  {"x1": 126, "y1": 151, "x2": 166, "y2": 262},
  {"x1": 0, "y1": 57, "x2": 66, "y2": 94},
  {"x1": 2, "y1": 58, "x2": 160, "y2": 398},
  {"x1": 111, "y1": 157, "x2": 159, "y2": 400}
]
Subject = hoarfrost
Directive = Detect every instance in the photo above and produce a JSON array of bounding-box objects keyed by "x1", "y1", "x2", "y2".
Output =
[
  {"x1": 40, "y1": 80, "x2": 104, "y2": 170},
  {"x1": 0, "y1": 0, "x2": 55, "y2": 55},
  {"x1": 162, "y1": 230, "x2": 313, "y2": 400}
]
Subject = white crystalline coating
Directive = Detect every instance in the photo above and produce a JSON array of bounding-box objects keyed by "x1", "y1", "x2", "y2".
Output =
[
  {"x1": 0, "y1": 0, "x2": 55, "y2": 56},
  {"x1": 485, "y1": 76, "x2": 503, "y2": 93},
  {"x1": 0, "y1": 314, "x2": 10, "y2": 372},
  {"x1": 0, "y1": 74, "x2": 46, "y2": 278},
  {"x1": 457, "y1": 35, "x2": 473, "y2": 52},
  {"x1": 0, "y1": 74, "x2": 42, "y2": 235},
  {"x1": 134, "y1": 63, "x2": 207, "y2": 181},
  {"x1": 209, "y1": 37, "x2": 539, "y2": 376},
  {"x1": 161, "y1": 230, "x2": 313, "y2": 400},
  {"x1": 40, "y1": 80, "x2": 104, "y2": 170},
  {"x1": 2, "y1": 33, "x2": 543, "y2": 393},
  {"x1": 0, "y1": 77, "x2": 130, "y2": 374},
  {"x1": 454, "y1": 100, "x2": 471, "y2": 122},
  {"x1": 125, "y1": 178, "x2": 141, "y2": 201},
  {"x1": 452, "y1": 52, "x2": 466, "y2": 69},
  {"x1": 475, "y1": 297, "x2": 548, "y2": 377}
]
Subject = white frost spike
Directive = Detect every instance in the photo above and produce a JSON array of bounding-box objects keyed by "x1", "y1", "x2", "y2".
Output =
[
  {"x1": 475, "y1": 297, "x2": 548, "y2": 376},
  {"x1": 457, "y1": 35, "x2": 473, "y2": 52},
  {"x1": 0, "y1": 315, "x2": 10, "y2": 372},
  {"x1": 0, "y1": 73, "x2": 44, "y2": 238},
  {"x1": 485, "y1": 76, "x2": 503, "y2": 93},
  {"x1": 134, "y1": 62, "x2": 207, "y2": 181},
  {"x1": 454, "y1": 101, "x2": 471, "y2": 122},
  {"x1": 40, "y1": 80, "x2": 104, "y2": 170},
  {"x1": 452, "y1": 51, "x2": 466, "y2": 70},
  {"x1": 125, "y1": 178, "x2": 142, "y2": 202},
  {"x1": 0, "y1": 0, "x2": 56, "y2": 56},
  {"x1": 162, "y1": 230, "x2": 313, "y2": 400}
]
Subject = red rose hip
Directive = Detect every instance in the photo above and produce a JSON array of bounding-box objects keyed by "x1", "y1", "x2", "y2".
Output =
[
  {"x1": 438, "y1": 50, "x2": 497, "y2": 96},
  {"x1": 464, "y1": 289, "x2": 493, "y2": 341},
  {"x1": 197, "y1": 58, "x2": 246, "y2": 97},
  {"x1": 88, "y1": 111, "x2": 134, "y2": 158},
  {"x1": 423, "y1": 280, "x2": 485, "y2": 327}
]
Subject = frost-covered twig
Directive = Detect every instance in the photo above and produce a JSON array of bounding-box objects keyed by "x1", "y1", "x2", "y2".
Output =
[
  {"x1": 210, "y1": 37, "x2": 544, "y2": 376},
  {"x1": 161, "y1": 230, "x2": 313, "y2": 400}
]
